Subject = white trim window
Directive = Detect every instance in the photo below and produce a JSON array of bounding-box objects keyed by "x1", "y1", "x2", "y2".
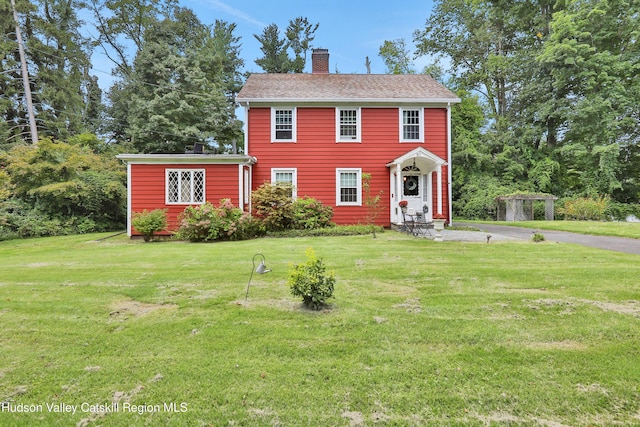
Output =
[
  {"x1": 271, "y1": 168, "x2": 298, "y2": 199},
  {"x1": 166, "y1": 169, "x2": 205, "y2": 204},
  {"x1": 400, "y1": 108, "x2": 424, "y2": 142},
  {"x1": 336, "y1": 108, "x2": 361, "y2": 142},
  {"x1": 271, "y1": 107, "x2": 296, "y2": 142},
  {"x1": 336, "y1": 168, "x2": 362, "y2": 206}
]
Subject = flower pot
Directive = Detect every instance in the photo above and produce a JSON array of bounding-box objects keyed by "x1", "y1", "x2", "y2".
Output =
[{"x1": 433, "y1": 218, "x2": 445, "y2": 242}]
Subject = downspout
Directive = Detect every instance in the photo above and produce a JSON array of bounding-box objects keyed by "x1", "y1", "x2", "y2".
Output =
[
  {"x1": 447, "y1": 102, "x2": 453, "y2": 225},
  {"x1": 243, "y1": 102, "x2": 250, "y2": 154}
]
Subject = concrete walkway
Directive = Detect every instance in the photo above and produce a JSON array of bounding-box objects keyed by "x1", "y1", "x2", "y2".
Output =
[{"x1": 453, "y1": 222, "x2": 640, "y2": 256}]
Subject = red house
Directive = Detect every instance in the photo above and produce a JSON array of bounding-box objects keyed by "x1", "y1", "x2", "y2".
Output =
[{"x1": 117, "y1": 49, "x2": 460, "y2": 237}]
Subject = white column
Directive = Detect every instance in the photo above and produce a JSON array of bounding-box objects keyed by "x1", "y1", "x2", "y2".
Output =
[
  {"x1": 447, "y1": 103, "x2": 452, "y2": 223},
  {"x1": 395, "y1": 162, "x2": 402, "y2": 224},
  {"x1": 436, "y1": 164, "x2": 443, "y2": 215}
]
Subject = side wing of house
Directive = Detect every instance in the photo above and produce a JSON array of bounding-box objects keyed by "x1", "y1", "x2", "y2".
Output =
[{"x1": 116, "y1": 154, "x2": 255, "y2": 236}]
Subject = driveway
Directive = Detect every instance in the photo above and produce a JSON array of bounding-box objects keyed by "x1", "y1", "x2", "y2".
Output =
[{"x1": 453, "y1": 222, "x2": 640, "y2": 256}]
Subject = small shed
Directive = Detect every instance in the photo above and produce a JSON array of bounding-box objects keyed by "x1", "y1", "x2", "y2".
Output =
[{"x1": 496, "y1": 194, "x2": 558, "y2": 221}]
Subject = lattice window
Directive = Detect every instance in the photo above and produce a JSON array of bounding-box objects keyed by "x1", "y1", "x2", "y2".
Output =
[{"x1": 166, "y1": 169, "x2": 205, "y2": 204}]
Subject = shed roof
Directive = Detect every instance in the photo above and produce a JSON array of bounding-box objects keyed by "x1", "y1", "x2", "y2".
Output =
[{"x1": 236, "y1": 73, "x2": 461, "y2": 105}]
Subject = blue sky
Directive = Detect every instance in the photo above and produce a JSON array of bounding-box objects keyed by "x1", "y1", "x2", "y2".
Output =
[{"x1": 88, "y1": 0, "x2": 437, "y2": 89}]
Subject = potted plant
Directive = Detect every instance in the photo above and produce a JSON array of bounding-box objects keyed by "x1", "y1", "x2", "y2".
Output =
[{"x1": 399, "y1": 200, "x2": 408, "y2": 213}]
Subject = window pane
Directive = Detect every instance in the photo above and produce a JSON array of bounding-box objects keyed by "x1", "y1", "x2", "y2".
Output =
[
  {"x1": 340, "y1": 188, "x2": 357, "y2": 203},
  {"x1": 180, "y1": 172, "x2": 191, "y2": 203},
  {"x1": 339, "y1": 171, "x2": 358, "y2": 203},
  {"x1": 275, "y1": 172, "x2": 293, "y2": 183},
  {"x1": 340, "y1": 172, "x2": 357, "y2": 187},
  {"x1": 403, "y1": 110, "x2": 420, "y2": 140},
  {"x1": 340, "y1": 109, "x2": 358, "y2": 139},
  {"x1": 167, "y1": 171, "x2": 179, "y2": 203},
  {"x1": 275, "y1": 109, "x2": 293, "y2": 139},
  {"x1": 193, "y1": 171, "x2": 204, "y2": 202}
]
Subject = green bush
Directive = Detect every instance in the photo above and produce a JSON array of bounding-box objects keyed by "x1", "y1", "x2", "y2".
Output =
[
  {"x1": 176, "y1": 202, "x2": 220, "y2": 242},
  {"x1": 532, "y1": 232, "x2": 545, "y2": 243},
  {"x1": 251, "y1": 183, "x2": 295, "y2": 231},
  {"x1": 291, "y1": 196, "x2": 333, "y2": 229},
  {"x1": 453, "y1": 175, "x2": 520, "y2": 220},
  {"x1": 229, "y1": 213, "x2": 267, "y2": 241},
  {"x1": 132, "y1": 209, "x2": 168, "y2": 242},
  {"x1": 176, "y1": 199, "x2": 263, "y2": 242},
  {"x1": 288, "y1": 248, "x2": 335, "y2": 311},
  {"x1": 605, "y1": 202, "x2": 640, "y2": 221},
  {"x1": 559, "y1": 196, "x2": 610, "y2": 221}
]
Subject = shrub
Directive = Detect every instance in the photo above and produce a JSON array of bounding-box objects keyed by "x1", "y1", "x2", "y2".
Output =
[
  {"x1": 132, "y1": 209, "x2": 168, "y2": 242},
  {"x1": 559, "y1": 196, "x2": 610, "y2": 221},
  {"x1": 229, "y1": 213, "x2": 267, "y2": 241},
  {"x1": 532, "y1": 232, "x2": 545, "y2": 243},
  {"x1": 291, "y1": 197, "x2": 333, "y2": 229},
  {"x1": 605, "y1": 202, "x2": 640, "y2": 221},
  {"x1": 176, "y1": 202, "x2": 218, "y2": 242},
  {"x1": 252, "y1": 183, "x2": 294, "y2": 231},
  {"x1": 288, "y1": 248, "x2": 335, "y2": 311},
  {"x1": 176, "y1": 199, "x2": 264, "y2": 242}
]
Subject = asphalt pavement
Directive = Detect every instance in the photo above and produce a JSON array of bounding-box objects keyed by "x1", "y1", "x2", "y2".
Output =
[{"x1": 451, "y1": 222, "x2": 640, "y2": 256}]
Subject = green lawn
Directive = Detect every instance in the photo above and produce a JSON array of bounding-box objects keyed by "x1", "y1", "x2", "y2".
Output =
[
  {"x1": 466, "y1": 220, "x2": 640, "y2": 239},
  {"x1": 1, "y1": 231, "x2": 639, "y2": 426}
]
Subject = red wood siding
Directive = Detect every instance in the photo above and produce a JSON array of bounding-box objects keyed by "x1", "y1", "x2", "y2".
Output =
[
  {"x1": 129, "y1": 163, "x2": 240, "y2": 235},
  {"x1": 248, "y1": 106, "x2": 450, "y2": 225}
]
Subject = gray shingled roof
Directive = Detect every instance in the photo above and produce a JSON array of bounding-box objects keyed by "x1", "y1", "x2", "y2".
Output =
[{"x1": 236, "y1": 73, "x2": 460, "y2": 104}]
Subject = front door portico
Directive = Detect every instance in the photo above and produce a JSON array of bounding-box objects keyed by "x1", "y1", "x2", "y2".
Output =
[{"x1": 388, "y1": 147, "x2": 447, "y2": 225}]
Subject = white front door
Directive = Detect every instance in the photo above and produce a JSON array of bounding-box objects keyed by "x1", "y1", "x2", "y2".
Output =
[{"x1": 401, "y1": 165, "x2": 431, "y2": 220}]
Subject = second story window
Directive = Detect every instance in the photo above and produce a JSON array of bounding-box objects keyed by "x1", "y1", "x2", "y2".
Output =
[
  {"x1": 400, "y1": 108, "x2": 424, "y2": 142},
  {"x1": 336, "y1": 108, "x2": 361, "y2": 142},
  {"x1": 271, "y1": 108, "x2": 296, "y2": 142}
]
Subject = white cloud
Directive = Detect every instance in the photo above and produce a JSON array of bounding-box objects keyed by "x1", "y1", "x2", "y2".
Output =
[{"x1": 200, "y1": 0, "x2": 267, "y2": 28}]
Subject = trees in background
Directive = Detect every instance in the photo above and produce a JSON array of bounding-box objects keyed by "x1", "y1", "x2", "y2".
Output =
[
  {"x1": 0, "y1": 137, "x2": 126, "y2": 239},
  {"x1": 254, "y1": 17, "x2": 319, "y2": 73},
  {"x1": 1, "y1": 0, "x2": 99, "y2": 146},
  {"x1": 410, "y1": 0, "x2": 640, "y2": 217}
]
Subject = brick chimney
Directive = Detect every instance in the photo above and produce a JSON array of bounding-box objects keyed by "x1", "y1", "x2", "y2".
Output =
[{"x1": 311, "y1": 48, "x2": 329, "y2": 74}]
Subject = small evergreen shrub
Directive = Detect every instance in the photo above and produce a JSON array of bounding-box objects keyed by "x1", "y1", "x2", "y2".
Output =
[
  {"x1": 288, "y1": 248, "x2": 335, "y2": 311},
  {"x1": 532, "y1": 232, "x2": 545, "y2": 243},
  {"x1": 291, "y1": 196, "x2": 333, "y2": 229},
  {"x1": 132, "y1": 208, "x2": 168, "y2": 242}
]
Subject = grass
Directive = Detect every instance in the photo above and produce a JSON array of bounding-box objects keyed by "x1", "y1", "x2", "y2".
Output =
[
  {"x1": 465, "y1": 220, "x2": 640, "y2": 239},
  {"x1": 1, "y1": 231, "x2": 639, "y2": 426}
]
